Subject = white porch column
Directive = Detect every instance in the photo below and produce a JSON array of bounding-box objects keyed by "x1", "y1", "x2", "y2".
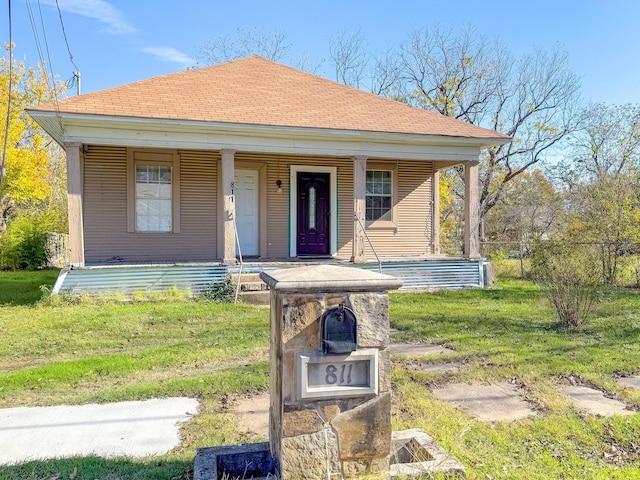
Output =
[
  {"x1": 221, "y1": 149, "x2": 237, "y2": 265},
  {"x1": 65, "y1": 143, "x2": 85, "y2": 267},
  {"x1": 432, "y1": 170, "x2": 440, "y2": 255},
  {"x1": 352, "y1": 156, "x2": 367, "y2": 263},
  {"x1": 464, "y1": 160, "x2": 480, "y2": 259}
]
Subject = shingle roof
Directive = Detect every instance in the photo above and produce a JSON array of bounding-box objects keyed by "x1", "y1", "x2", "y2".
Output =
[{"x1": 31, "y1": 56, "x2": 508, "y2": 140}]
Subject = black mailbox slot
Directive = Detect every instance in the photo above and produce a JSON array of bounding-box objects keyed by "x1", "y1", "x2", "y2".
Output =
[{"x1": 321, "y1": 304, "x2": 357, "y2": 354}]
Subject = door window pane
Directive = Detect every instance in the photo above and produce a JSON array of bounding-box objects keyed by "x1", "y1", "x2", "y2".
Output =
[{"x1": 308, "y1": 186, "x2": 316, "y2": 230}]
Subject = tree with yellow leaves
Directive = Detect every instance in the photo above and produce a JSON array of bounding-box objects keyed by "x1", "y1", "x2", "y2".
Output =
[{"x1": 0, "y1": 47, "x2": 66, "y2": 235}]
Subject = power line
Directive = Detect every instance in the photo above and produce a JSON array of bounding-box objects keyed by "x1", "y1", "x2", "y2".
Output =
[
  {"x1": 54, "y1": 0, "x2": 79, "y2": 74},
  {"x1": 35, "y1": 0, "x2": 62, "y2": 111},
  {"x1": 0, "y1": 0, "x2": 14, "y2": 195},
  {"x1": 25, "y1": 0, "x2": 63, "y2": 133}
]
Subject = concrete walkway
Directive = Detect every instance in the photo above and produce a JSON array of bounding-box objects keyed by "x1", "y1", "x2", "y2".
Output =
[
  {"x1": 0, "y1": 398, "x2": 198, "y2": 465},
  {"x1": 432, "y1": 381, "x2": 536, "y2": 422},
  {"x1": 563, "y1": 385, "x2": 635, "y2": 417}
]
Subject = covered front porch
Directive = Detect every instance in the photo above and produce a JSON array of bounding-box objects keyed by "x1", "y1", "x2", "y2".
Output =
[{"x1": 63, "y1": 144, "x2": 483, "y2": 268}]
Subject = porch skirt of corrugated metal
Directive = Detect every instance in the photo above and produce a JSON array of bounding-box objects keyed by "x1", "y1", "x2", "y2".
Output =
[{"x1": 52, "y1": 259, "x2": 489, "y2": 297}]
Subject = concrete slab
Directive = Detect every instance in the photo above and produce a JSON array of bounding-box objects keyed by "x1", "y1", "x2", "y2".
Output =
[
  {"x1": 562, "y1": 385, "x2": 635, "y2": 417},
  {"x1": 432, "y1": 382, "x2": 535, "y2": 422},
  {"x1": 410, "y1": 362, "x2": 462, "y2": 373},
  {"x1": 617, "y1": 375, "x2": 640, "y2": 390},
  {"x1": 0, "y1": 398, "x2": 198, "y2": 465},
  {"x1": 234, "y1": 393, "x2": 269, "y2": 439},
  {"x1": 390, "y1": 343, "x2": 454, "y2": 356}
]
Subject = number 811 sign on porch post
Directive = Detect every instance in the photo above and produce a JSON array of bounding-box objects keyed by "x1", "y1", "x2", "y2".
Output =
[{"x1": 297, "y1": 349, "x2": 379, "y2": 400}]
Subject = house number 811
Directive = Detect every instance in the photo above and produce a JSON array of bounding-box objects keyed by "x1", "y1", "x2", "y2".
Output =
[{"x1": 325, "y1": 364, "x2": 353, "y2": 385}]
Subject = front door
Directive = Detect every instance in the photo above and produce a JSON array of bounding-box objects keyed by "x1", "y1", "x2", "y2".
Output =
[
  {"x1": 297, "y1": 172, "x2": 330, "y2": 256},
  {"x1": 234, "y1": 169, "x2": 259, "y2": 257}
]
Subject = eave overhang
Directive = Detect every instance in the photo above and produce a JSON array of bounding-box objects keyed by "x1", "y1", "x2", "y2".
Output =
[{"x1": 27, "y1": 109, "x2": 511, "y2": 162}]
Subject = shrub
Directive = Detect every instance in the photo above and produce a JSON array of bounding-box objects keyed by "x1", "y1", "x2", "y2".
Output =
[
  {"x1": 0, "y1": 212, "x2": 52, "y2": 270},
  {"x1": 530, "y1": 241, "x2": 602, "y2": 330},
  {"x1": 200, "y1": 274, "x2": 237, "y2": 303}
]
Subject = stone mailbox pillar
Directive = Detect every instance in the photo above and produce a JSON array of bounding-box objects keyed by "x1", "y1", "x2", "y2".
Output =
[{"x1": 260, "y1": 265, "x2": 402, "y2": 480}]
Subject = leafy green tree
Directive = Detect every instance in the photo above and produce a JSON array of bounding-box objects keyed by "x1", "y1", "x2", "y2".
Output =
[
  {"x1": 484, "y1": 169, "x2": 563, "y2": 247},
  {"x1": 555, "y1": 103, "x2": 640, "y2": 285},
  {"x1": 562, "y1": 174, "x2": 640, "y2": 285},
  {"x1": 573, "y1": 103, "x2": 640, "y2": 182},
  {"x1": 438, "y1": 169, "x2": 463, "y2": 253}
]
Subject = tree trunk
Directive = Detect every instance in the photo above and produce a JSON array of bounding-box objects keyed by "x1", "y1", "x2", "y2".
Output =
[{"x1": 0, "y1": 195, "x2": 15, "y2": 236}]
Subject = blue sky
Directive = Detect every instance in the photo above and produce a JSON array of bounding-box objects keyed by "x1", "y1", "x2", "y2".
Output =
[{"x1": 3, "y1": 0, "x2": 640, "y2": 104}]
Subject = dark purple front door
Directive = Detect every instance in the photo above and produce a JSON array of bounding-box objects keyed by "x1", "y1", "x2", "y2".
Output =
[{"x1": 297, "y1": 172, "x2": 330, "y2": 256}]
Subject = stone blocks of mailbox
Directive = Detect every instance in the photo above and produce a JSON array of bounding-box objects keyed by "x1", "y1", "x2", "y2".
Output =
[{"x1": 261, "y1": 265, "x2": 402, "y2": 480}]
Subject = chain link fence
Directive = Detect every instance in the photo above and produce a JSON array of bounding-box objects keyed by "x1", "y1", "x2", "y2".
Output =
[{"x1": 477, "y1": 240, "x2": 640, "y2": 287}]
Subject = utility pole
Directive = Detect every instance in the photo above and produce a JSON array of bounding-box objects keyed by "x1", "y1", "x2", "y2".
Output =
[{"x1": 73, "y1": 71, "x2": 81, "y2": 95}]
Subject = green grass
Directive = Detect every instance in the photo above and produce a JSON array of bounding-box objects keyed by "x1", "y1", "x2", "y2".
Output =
[
  {"x1": 0, "y1": 279, "x2": 270, "y2": 479},
  {"x1": 389, "y1": 278, "x2": 640, "y2": 479},
  {"x1": 0, "y1": 300, "x2": 270, "y2": 407},
  {"x1": 0, "y1": 270, "x2": 59, "y2": 305},
  {"x1": 3, "y1": 274, "x2": 640, "y2": 478}
]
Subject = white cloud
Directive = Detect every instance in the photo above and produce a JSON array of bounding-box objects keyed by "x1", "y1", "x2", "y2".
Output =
[
  {"x1": 142, "y1": 47, "x2": 196, "y2": 66},
  {"x1": 43, "y1": 0, "x2": 135, "y2": 34}
]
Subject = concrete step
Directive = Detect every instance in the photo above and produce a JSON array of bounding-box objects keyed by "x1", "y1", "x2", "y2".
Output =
[
  {"x1": 239, "y1": 290, "x2": 270, "y2": 305},
  {"x1": 237, "y1": 273, "x2": 263, "y2": 283},
  {"x1": 240, "y1": 281, "x2": 269, "y2": 292},
  {"x1": 234, "y1": 273, "x2": 269, "y2": 292}
]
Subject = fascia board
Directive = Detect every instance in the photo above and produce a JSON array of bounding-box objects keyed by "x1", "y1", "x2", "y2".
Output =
[{"x1": 27, "y1": 110, "x2": 510, "y2": 160}]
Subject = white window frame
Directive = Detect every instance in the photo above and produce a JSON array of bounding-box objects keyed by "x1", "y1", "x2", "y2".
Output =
[
  {"x1": 365, "y1": 162, "x2": 397, "y2": 227},
  {"x1": 127, "y1": 149, "x2": 181, "y2": 234},
  {"x1": 135, "y1": 163, "x2": 173, "y2": 232}
]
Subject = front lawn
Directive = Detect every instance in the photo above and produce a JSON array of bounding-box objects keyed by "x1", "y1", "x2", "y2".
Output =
[
  {"x1": 390, "y1": 279, "x2": 640, "y2": 479},
  {"x1": 0, "y1": 270, "x2": 60, "y2": 305},
  {"x1": 1, "y1": 275, "x2": 640, "y2": 478}
]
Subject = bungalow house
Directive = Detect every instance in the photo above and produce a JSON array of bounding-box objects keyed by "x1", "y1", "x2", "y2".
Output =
[{"x1": 27, "y1": 56, "x2": 510, "y2": 294}]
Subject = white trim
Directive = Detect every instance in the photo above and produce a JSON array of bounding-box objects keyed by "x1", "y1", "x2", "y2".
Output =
[
  {"x1": 289, "y1": 165, "x2": 338, "y2": 258},
  {"x1": 27, "y1": 110, "x2": 508, "y2": 161},
  {"x1": 297, "y1": 349, "x2": 379, "y2": 400}
]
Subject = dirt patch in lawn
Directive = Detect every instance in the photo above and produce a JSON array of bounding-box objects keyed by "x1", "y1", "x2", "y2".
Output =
[{"x1": 234, "y1": 393, "x2": 270, "y2": 440}]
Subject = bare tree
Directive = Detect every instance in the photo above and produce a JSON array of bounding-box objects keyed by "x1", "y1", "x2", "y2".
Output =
[
  {"x1": 370, "y1": 49, "x2": 404, "y2": 98},
  {"x1": 198, "y1": 28, "x2": 324, "y2": 73},
  {"x1": 198, "y1": 27, "x2": 291, "y2": 65},
  {"x1": 293, "y1": 50, "x2": 324, "y2": 75},
  {"x1": 396, "y1": 25, "x2": 582, "y2": 225},
  {"x1": 328, "y1": 30, "x2": 369, "y2": 88}
]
